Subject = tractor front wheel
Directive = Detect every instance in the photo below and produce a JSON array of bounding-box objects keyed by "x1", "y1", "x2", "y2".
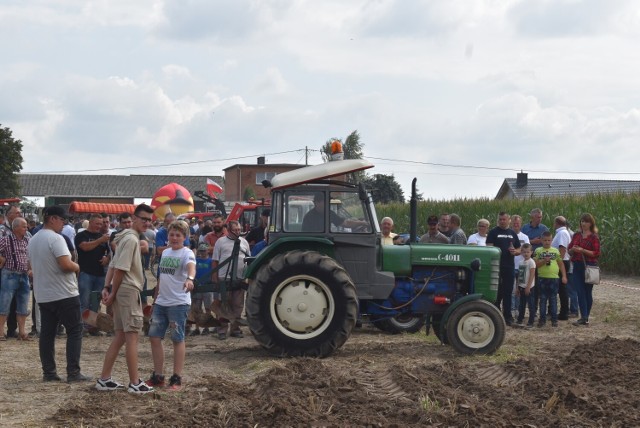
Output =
[
  {"x1": 246, "y1": 250, "x2": 358, "y2": 357},
  {"x1": 446, "y1": 300, "x2": 505, "y2": 355}
]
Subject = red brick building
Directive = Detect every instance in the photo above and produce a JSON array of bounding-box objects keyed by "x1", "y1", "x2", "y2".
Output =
[{"x1": 223, "y1": 158, "x2": 305, "y2": 202}]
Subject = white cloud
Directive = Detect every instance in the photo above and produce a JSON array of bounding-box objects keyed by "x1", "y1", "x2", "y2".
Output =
[{"x1": 2, "y1": 0, "x2": 640, "y2": 199}]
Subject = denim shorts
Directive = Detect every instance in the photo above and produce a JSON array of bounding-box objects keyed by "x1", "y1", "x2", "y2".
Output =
[
  {"x1": 148, "y1": 304, "x2": 190, "y2": 343},
  {"x1": 0, "y1": 270, "x2": 30, "y2": 316}
]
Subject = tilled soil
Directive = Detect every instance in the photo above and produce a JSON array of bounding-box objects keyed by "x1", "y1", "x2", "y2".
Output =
[{"x1": 1, "y1": 274, "x2": 639, "y2": 427}]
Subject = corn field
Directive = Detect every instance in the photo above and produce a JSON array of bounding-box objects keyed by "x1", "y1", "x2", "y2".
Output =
[{"x1": 376, "y1": 192, "x2": 640, "y2": 276}]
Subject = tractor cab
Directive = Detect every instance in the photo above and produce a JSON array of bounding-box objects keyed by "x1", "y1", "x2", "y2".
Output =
[{"x1": 251, "y1": 159, "x2": 396, "y2": 300}]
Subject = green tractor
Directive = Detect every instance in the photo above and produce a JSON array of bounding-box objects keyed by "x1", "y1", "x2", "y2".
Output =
[{"x1": 242, "y1": 159, "x2": 505, "y2": 357}]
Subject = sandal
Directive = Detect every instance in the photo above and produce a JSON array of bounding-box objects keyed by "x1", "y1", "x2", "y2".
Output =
[{"x1": 18, "y1": 334, "x2": 31, "y2": 341}]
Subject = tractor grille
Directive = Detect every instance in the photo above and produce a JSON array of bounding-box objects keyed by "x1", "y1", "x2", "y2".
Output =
[{"x1": 490, "y1": 258, "x2": 500, "y2": 291}]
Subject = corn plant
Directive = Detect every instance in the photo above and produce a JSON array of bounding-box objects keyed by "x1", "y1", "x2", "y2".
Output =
[{"x1": 376, "y1": 191, "x2": 640, "y2": 275}]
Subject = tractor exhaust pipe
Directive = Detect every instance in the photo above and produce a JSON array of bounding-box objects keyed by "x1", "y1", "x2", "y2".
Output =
[{"x1": 409, "y1": 178, "x2": 417, "y2": 244}]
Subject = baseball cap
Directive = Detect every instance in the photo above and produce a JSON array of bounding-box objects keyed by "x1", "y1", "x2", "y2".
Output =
[
  {"x1": 197, "y1": 243, "x2": 210, "y2": 253},
  {"x1": 44, "y1": 205, "x2": 69, "y2": 219}
]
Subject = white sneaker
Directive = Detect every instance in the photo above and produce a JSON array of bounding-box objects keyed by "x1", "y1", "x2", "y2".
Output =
[
  {"x1": 95, "y1": 377, "x2": 125, "y2": 391},
  {"x1": 128, "y1": 379, "x2": 154, "y2": 394}
]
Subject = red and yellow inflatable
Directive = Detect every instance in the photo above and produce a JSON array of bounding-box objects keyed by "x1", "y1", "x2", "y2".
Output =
[{"x1": 150, "y1": 183, "x2": 194, "y2": 219}]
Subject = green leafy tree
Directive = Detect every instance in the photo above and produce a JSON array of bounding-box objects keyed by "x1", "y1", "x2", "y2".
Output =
[
  {"x1": 0, "y1": 124, "x2": 24, "y2": 198},
  {"x1": 363, "y1": 174, "x2": 405, "y2": 204},
  {"x1": 320, "y1": 130, "x2": 365, "y2": 183},
  {"x1": 243, "y1": 185, "x2": 256, "y2": 201},
  {"x1": 320, "y1": 130, "x2": 364, "y2": 162}
]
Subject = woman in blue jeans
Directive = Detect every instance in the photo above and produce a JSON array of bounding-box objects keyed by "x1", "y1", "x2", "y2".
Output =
[{"x1": 568, "y1": 213, "x2": 601, "y2": 326}]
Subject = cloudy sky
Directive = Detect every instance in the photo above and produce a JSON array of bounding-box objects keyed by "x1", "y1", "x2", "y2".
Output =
[{"x1": 2, "y1": 0, "x2": 640, "y2": 200}]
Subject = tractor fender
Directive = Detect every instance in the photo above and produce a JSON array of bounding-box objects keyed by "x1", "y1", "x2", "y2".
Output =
[
  {"x1": 244, "y1": 237, "x2": 335, "y2": 280},
  {"x1": 440, "y1": 293, "x2": 487, "y2": 331}
]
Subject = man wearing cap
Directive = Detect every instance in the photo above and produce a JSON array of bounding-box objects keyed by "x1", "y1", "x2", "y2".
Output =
[
  {"x1": 27, "y1": 205, "x2": 89, "y2": 383},
  {"x1": 419, "y1": 215, "x2": 449, "y2": 244}
]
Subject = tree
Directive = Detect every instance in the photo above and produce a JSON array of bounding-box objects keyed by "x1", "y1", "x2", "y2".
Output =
[
  {"x1": 363, "y1": 174, "x2": 405, "y2": 204},
  {"x1": 0, "y1": 124, "x2": 24, "y2": 198},
  {"x1": 320, "y1": 130, "x2": 365, "y2": 183},
  {"x1": 243, "y1": 185, "x2": 256, "y2": 201},
  {"x1": 320, "y1": 130, "x2": 364, "y2": 162}
]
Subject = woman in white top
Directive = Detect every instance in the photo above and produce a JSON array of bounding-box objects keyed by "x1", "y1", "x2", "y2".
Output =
[{"x1": 467, "y1": 219, "x2": 490, "y2": 246}]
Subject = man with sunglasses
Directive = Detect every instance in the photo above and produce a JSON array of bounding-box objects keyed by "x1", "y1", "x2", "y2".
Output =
[
  {"x1": 419, "y1": 215, "x2": 449, "y2": 244},
  {"x1": 27, "y1": 205, "x2": 89, "y2": 383},
  {"x1": 96, "y1": 203, "x2": 156, "y2": 394}
]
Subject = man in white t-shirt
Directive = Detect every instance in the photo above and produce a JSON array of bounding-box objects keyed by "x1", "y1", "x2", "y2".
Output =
[
  {"x1": 552, "y1": 216, "x2": 576, "y2": 320},
  {"x1": 211, "y1": 220, "x2": 250, "y2": 340},
  {"x1": 511, "y1": 215, "x2": 530, "y2": 320}
]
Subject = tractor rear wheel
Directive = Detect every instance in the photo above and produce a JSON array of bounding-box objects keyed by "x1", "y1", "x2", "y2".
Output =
[
  {"x1": 446, "y1": 300, "x2": 505, "y2": 355},
  {"x1": 372, "y1": 314, "x2": 425, "y2": 334},
  {"x1": 246, "y1": 250, "x2": 358, "y2": 357}
]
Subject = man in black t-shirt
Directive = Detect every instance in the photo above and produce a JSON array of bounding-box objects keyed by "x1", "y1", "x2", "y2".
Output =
[
  {"x1": 486, "y1": 211, "x2": 521, "y2": 325},
  {"x1": 75, "y1": 214, "x2": 110, "y2": 325}
]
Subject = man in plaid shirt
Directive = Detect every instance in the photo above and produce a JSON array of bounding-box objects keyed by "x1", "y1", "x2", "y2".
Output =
[{"x1": 0, "y1": 217, "x2": 32, "y2": 340}]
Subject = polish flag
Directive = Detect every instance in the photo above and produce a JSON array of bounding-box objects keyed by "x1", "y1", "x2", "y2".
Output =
[{"x1": 207, "y1": 178, "x2": 223, "y2": 197}]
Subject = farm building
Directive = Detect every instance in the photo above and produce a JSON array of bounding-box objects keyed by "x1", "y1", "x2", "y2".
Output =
[{"x1": 496, "y1": 172, "x2": 640, "y2": 200}]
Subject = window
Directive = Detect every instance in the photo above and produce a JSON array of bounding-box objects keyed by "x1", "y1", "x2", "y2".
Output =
[
  {"x1": 283, "y1": 192, "x2": 317, "y2": 232},
  {"x1": 256, "y1": 172, "x2": 277, "y2": 185}
]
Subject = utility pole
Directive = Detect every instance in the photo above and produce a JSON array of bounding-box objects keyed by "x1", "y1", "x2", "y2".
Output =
[{"x1": 305, "y1": 146, "x2": 308, "y2": 165}]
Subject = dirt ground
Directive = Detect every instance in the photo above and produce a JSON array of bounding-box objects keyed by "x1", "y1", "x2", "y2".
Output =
[{"x1": 1, "y1": 274, "x2": 639, "y2": 427}]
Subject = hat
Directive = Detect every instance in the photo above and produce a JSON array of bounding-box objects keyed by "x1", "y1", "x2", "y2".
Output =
[
  {"x1": 44, "y1": 205, "x2": 69, "y2": 219},
  {"x1": 197, "y1": 243, "x2": 210, "y2": 253},
  {"x1": 427, "y1": 215, "x2": 438, "y2": 225}
]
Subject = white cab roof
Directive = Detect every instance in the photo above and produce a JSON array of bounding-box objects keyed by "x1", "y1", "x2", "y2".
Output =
[{"x1": 270, "y1": 159, "x2": 374, "y2": 190}]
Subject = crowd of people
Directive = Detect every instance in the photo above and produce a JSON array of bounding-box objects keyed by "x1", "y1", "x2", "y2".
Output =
[
  {"x1": 380, "y1": 209, "x2": 601, "y2": 328},
  {"x1": 0, "y1": 203, "x2": 268, "y2": 394},
  {"x1": 0, "y1": 202, "x2": 601, "y2": 394}
]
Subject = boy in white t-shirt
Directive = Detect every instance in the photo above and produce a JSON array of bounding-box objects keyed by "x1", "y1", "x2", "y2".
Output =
[
  {"x1": 147, "y1": 220, "x2": 196, "y2": 391},
  {"x1": 516, "y1": 243, "x2": 537, "y2": 328}
]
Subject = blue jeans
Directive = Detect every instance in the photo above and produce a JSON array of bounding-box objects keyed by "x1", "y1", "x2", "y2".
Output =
[
  {"x1": 148, "y1": 304, "x2": 190, "y2": 343},
  {"x1": 566, "y1": 272, "x2": 579, "y2": 315},
  {"x1": 517, "y1": 288, "x2": 536, "y2": 325},
  {"x1": 573, "y1": 261, "x2": 594, "y2": 321},
  {"x1": 78, "y1": 272, "x2": 105, "y2": 313},
  {"x1": 0, "y1": 270, "x2": 30, "y2": 316},
  {"x1": 38, "y1": 296, "x2": 84, "y2": 377},
  {"x1": 497, "y1": 267, "x2": 515, "y2": 323},
  {"x1": 538, "y1": 278, "x2": 559, "y2": 322}
]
